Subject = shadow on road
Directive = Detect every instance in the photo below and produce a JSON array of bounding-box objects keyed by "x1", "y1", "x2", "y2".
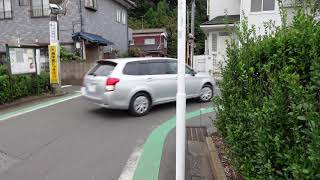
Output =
[{"x1": 87, "y1": 99, "x2": 211, "y2": 120}]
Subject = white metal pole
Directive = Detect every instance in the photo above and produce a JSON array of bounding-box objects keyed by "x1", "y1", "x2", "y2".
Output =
[
  {"x1": 190, "y1": 0, "x2": 195, "y2": 68},
  {"x1": 176, "y1": 0, "x2": 186, "y2": 178}
]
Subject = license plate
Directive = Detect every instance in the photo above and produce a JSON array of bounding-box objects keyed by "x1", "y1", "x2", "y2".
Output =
[{"x1": 88, "y1": 85, "x2": 96, "y2": 92}]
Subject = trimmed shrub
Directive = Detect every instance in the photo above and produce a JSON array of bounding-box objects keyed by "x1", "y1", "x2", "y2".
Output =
[
  {"x1": 215, "y1": 10, "x2": 320, "y2": 179},
  {"x1": 60, "y1": 46, "x2": 81, "y2": 61},
  {"x1": 0, "y1": 75, "x2": 10, "y2": 103},
  {"x1": 0, "y1": 65, "x2": 50, "y2": 104}
]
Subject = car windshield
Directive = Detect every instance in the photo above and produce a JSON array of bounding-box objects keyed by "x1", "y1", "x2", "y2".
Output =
[{"x1": 88, "y1": 61, "x2": 117, "y2": 76}]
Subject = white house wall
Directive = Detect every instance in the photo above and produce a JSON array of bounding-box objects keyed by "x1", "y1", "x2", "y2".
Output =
[
  {"x1": 208, "y1": 0, "x2": 241, "y2": 19},
  {"x1": 241, "y1": 0, "x2": 282, "y2": 35}
]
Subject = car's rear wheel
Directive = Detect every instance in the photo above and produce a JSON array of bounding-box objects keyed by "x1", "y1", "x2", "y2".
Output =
[
  {"x1": 199, "y1": 85, "x2": 213, "y2": 102},
  {"x1": 129, "y1": 92, "x2": 151, "y2": 116}
]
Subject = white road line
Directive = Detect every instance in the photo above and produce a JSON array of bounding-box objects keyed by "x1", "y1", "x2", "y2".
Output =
[
  {"x1": 118, "y1": 145, "x2": 143, "y2": 180},
  {"x1": 0, "y1": 93, "x2": 81, "y2": 121},
  {"x1": 61, "y1": 85, "x2": 72, "y2": 88}
]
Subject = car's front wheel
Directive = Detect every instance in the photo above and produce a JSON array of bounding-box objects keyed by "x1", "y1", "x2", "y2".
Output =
[
  {"x1": 129, "y1": 92, "x2": 151, "y2": 116},
  {"x1": 199, "y1": 85, "x2": 213, "y2": 102}
]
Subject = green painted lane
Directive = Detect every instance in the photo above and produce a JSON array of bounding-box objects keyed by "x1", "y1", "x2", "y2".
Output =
[
  {"x1": 132, "y1": 107, "x2": 214, "y2": 180},
  {"x1": 0, "y1": 92, "x2": 81, "y2": 121}
]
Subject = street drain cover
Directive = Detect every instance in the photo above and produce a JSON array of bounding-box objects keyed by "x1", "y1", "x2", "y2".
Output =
[{"x1": 187, "y1": 127, "x2": 208, "y2": 142}]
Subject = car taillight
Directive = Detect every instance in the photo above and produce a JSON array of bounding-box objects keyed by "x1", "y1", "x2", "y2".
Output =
[{"x1": 106, "y1": 78, "x2": 120, "y2": 91}]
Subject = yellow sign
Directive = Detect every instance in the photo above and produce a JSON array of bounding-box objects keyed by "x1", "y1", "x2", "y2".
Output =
[{"x1": 49, "y1": 45, "x2": 59, "y2": 84}]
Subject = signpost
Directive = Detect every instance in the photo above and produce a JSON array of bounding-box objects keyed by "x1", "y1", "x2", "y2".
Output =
[
  {"x1": 8, "y1": 47, "x2": 37, "y2": 75},
  {"x1": 6, "y1": 45, "x2": 40, "y2": 96}
]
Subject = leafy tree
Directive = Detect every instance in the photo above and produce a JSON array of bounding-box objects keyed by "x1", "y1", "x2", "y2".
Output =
[
  {"x1": 128, "y1": 0, "x2": 207, "y2": 57},
  {"x1": 194, "y1": 0, "x2": 207, "y2": 55}
]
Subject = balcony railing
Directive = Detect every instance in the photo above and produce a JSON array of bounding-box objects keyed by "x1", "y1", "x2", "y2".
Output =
[
  {"x1": 31, "y1": 7, "x2": 50, "y2": 17},
  {"x1": 0, "y1": 10, "x2": 13, "y2": 19}
]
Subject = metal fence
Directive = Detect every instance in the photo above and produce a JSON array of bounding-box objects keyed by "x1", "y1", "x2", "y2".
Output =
[
  {"x1": 31, "y1": 7, "x2": 50, "y2": 17},
  {"x1": 0, "y1": 10, "x2": 12, "y2": 19}
]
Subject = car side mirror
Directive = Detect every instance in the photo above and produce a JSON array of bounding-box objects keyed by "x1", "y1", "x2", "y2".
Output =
[{"x1": 191, "y1": 70, "x2": 196, "y2": 76}]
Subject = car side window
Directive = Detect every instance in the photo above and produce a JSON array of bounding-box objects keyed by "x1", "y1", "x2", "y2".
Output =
[
  {"x1": 123, "y1": 62, "x2": 140, "y2": 75},
  {"x1": 139, "y1": 61, "x2": 150, "y2": 75},
  {"x1": 123, "y1": 60, "x2": 181, "y2": 75},
  {"x1": 186, "y1": 65, "x2": 194, "y2": 74},
  {"x1": 167, "y1": 61, "x2": 177, "y2": 74},
  {"x1": 148, "y1": 61, "x2": 168, "y2": 75}
]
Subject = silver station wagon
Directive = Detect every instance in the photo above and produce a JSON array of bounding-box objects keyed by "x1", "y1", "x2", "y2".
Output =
[{"x1": 81, "y1": 57, "x2": 215, "y2": 116}]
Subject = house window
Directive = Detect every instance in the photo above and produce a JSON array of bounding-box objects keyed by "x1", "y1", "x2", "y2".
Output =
[
  {"x1": 85, "y1": 0, "x2": 97, "y2": 10},
  {"x1": 121, "y1": 11, "x2": 126, "y2": 24},
  {"x1": 0, "y1": 0, "x2": 12, "y2": 19},
  {"x1": 31, "y1": 0, "x2": 50, "y2": 17},
  {"x1": 251, "y1": 0, "x2": 275, "y2": 12},
  {"x1": 144, "y1": 38, "x2": 155, "y2": 45},
  {"x1": 19, "y1": 0, "x2": 28, "y2": 6},
  {"x1": 116, "y1": 9, "x2": 121, "y2": 23},
  {"x1": 211, "y1": 33, "x2": 217, "y2": 52}
]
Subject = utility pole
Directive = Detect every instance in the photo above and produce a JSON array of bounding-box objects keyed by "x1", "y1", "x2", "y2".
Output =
[
  {"x1": 190, "y1": 0, "x2": 196, "y2": 68},
  {"x1": 49, "y1": 0, "x2": 68, "y2": 94},
  {"x1": 187, "y1": 7, "x2": 190, "y2": 65},
  {"x1": 176, "y1": 0, "x2": 186, "y2": 179},
  {"x1": 141, "y1": 15, "x2": 145, "y2": 29},
  {"x1": 49, "y1": 12, "x2": 60, "y2": 94}
]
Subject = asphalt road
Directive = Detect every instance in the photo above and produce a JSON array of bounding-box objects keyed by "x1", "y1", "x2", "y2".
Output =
[{"x1": 0, "y1": 92, "x2": 212, "y2": 180}]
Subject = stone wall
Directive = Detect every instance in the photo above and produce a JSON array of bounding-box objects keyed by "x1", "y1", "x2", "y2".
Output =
[{"x1": 61, "y1": 61, "x2": 96, "y2": 85}]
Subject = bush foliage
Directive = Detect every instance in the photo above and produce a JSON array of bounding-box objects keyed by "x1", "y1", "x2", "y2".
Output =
[
  {"x1": 215, "y1": 9, "x2": 320, "y2": 179},
  {"x1": 60, "y1": 46, "x2": 81, "y2": 61},
  {"x1": 0, "y1": 66, "x2": 50, "y2": 104}
]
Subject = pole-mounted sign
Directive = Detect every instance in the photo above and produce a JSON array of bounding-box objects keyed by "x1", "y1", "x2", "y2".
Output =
[
  {"x1": 48, "y1": 45, "x2": 59, "y2": 84},
  {"x1": 49, "y1": 21, "x2": 58, "y2": 45}
]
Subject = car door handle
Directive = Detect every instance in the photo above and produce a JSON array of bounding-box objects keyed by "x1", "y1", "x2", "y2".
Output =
[{"x1": 146, "y1": 78, "x2": 153, "y2": 82}]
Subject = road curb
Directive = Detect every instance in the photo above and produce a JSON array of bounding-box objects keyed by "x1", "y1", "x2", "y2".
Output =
[
  {"x1": 132, "y1": 107, "x2": 214, "y2": 180},
  {"x1": 0, "y1": 92, "x2": 68, "y2": 111},
  {"x1": 0, "y1": 92, "x2": 81, "y2": 121},
  {"x1": 206, "y1": 137, "x2": 227, "y2": 180}
]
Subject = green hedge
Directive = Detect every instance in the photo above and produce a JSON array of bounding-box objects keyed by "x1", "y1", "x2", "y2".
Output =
[
  {"x1": 0, "y1": 66, "x2": 50, "y2": 104},
  {"x1": 215, "y1": 10, "x2": 320, "y2": 179}
]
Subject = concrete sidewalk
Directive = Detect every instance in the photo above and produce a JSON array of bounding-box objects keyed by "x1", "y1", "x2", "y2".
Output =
[{"x1": 158, "y1": 112, "x2": 216, "y2": 180}]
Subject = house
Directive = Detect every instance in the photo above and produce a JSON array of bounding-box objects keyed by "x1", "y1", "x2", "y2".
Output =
[
  {"x1": 0, "y1": 0, "x2": 135, "y2": 62},
  {"x1": 195, "y1": 0, "x2": 295, "y2": 77},
  {"x1": 130, "y1": 28, "x2": 168, "y2": 57}
]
